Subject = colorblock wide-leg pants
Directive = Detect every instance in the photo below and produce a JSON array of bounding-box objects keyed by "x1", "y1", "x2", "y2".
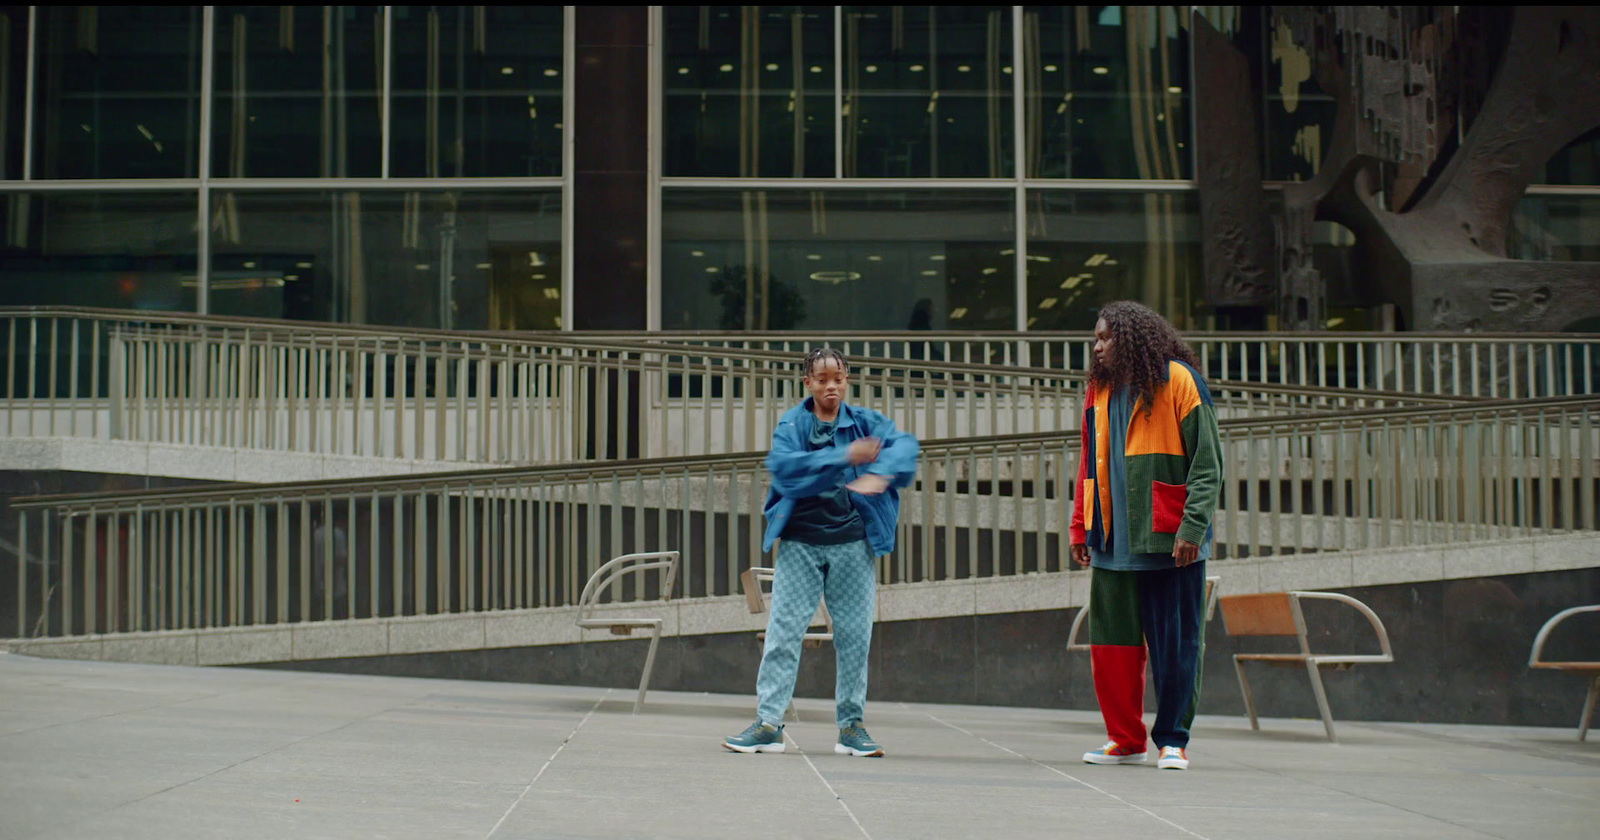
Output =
[
  {"x1": 756, "y1": 539, "x2": 877, "y2": 728},
  {"x1": 1088, "y1": 562, "x2": 1207, "y2": 750}
]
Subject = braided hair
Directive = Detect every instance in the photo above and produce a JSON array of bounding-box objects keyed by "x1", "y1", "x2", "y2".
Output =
[
  {"x1": 802, "y1": 346, "x2": 849, "y2": 378},
  {"x1": 1089, "y1": 301, "x2": 1200, "y2": 416}
]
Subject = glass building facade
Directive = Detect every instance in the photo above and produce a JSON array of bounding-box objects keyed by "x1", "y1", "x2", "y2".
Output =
[{"x1": 1, "y1": 6, "x2": 1595, "y2": 333}]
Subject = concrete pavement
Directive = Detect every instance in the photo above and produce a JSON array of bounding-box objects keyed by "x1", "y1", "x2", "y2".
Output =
[{"x1": 2, "y1": 651, "x2": 1596, "y2": 840}]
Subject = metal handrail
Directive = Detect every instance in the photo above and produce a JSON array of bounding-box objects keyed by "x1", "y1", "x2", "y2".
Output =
[{"x1": 13, "y1": 396, "x2": 1590, "y2": 511}]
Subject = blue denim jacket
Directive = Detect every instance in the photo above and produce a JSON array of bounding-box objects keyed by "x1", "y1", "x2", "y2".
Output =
[{"x1": 762, "y1": 400, "x2": 921, "y2": 556}]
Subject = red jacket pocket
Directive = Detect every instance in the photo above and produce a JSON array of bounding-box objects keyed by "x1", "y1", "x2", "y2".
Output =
[{"x1": 1151, "y1": 481, "x2": 1187, "y2": 534}]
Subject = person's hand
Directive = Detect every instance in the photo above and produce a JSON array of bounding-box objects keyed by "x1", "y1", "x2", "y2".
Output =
[
  {"x1": 847, "y1": 437, "x2": 881, "y2": 465},
  {"x1": 1172, "y1": 538, "x2": 1199, "y2": 567},
  {"x1": 845, "y1": 473, "x2": 891, "y2": 496},
  {"x1": 1071, "y1": 543, "x2": 1091, "y2": 567}
]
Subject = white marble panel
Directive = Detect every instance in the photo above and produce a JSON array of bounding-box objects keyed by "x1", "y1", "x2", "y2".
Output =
[{"x1": 388, "y1": 614, "x2": 488, "y2": 654}]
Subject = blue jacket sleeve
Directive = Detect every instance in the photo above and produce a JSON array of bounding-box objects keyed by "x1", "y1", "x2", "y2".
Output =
[
  {"x1": 765, "y1": 420, "x2": 852, "y2": 498},
  {"x1": 862, "y1": 411, "x2": 921, "y2": 488}
]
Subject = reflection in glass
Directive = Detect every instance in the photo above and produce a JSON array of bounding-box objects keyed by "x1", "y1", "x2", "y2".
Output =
[
  {"x1": 664, "y1": 6, "x2": 834, "y2": 178},
  {"x1": 1253, "y1": 8, "x2": 1334, "y2": 182},
  {"x1": 662, "y1": 189, "x2": 1015, "y2": 331},
  {"x1": 390, "y1": 6, "x2": 563, "y2": 178},
  {"x1": 1509, "y1": 194, "x2": 1600, "y2": 263},
  {"x1": 34, "y1": 6, "x2": 202, "y2": 179},
  {"x1": 1025, "y1": 190, "x2": 1202, "y2": 331},
  {"x1": 844, "y1": 6, "x2": 1012, "y2": 178},
  {"x1": 210, "y1": 190, "x2": 561, "y2": 329},
  {"x1": 212, "y1": 6, "x2": 381, "y2": 178},
  {"x1": 0, "y1": 7, "x2": 25, "y2": 179},
  {"x1": 1026, "y1": 6, "x2": 1190, "y2": 180},
  {"x1": 1536, "y1": 134, "x2": 1600, "y2": 187},
  {"x1": 0, "y1": 191, "x2": 198, "y2": 311}
]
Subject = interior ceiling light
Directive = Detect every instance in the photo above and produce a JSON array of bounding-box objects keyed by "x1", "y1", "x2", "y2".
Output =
[
  {"x1": 810, "y1": 271, "x2": 861, "y2": 285},
  {"x1": 1092, "y1": 66, "x2": 1109, "y2": 75},
  {"x1": 921, "y1": 270, "x2": 938, "y2": 276},
  {"x1": 867, "y1": 255, "x2": 882, "y2": 261},
  {"x1": 294, "y1": 261, "x2": 312, "y2": 268},
  {"x1": 476, "y1": 263, "x2": 492, "y2": 269},
  {"x1": 678, "y1": 67, "x2": 690, "y2": 74},
  {"x1": 929, "y1": 255, "x2": 945, "y2": 261},
  {"x1": 544, "y1": 69, "x2": 558, "y2": 77},
  {"x1": 720, "y1": 64, "x2": 734, "y2": 72},
  {"x1": 1038, "y1": 297, "x2": 1058, "y2": 310},
  {"x1": 910, "y1": 64, "x2": 925, "y2": 72},
  {"x1": 1168, "y1": 86, "x2": 1183, "y2": 94},
  {"x1": 1085, "y1": 253, "x2": 1109, "y2": 267},
  {"x1": 865, "y1": 65, "x2": 878, "y2": 73},
  {"x1": 766, "y1": 63, "x2": 779, "y2": 71},
  {"x1": 416, "y1": 264, "x2": 431, "y2": 270},
  {"x1": 501, "y1": 67, "x2": 514, "y2": 75},
  {"x1": 950, "y1": 307, "x2": 968, "y2": 319},
  {"x1": 1045, "y1": 64, "x2": 1058, "y2": 72},
  {"x1": 957, "y1": 65, "x2": 971, "y2": 72}
]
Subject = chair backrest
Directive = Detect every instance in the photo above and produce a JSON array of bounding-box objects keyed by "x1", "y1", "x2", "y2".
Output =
[
  {"x1": 1222, "y1": 590, "x2": 1393, "y2": 662},
  {"x1": 1529, "y1": 605, "x2": 1600, "y2": 667},
  {"x1": 1219, "y1": 592, "x2": 1301, "y2": 637},
  {"x1": 577, "y1": 551, "x2": 680, "y2": 621}
]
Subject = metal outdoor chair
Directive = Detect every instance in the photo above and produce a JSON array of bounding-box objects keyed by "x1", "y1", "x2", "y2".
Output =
[
  {"x1": 1219, "y1": 590, "x2": 1393, "y2": 742},
  {"x1": 1066, "y1": 575, "x2": 1221, "y2": 652},
  {"x1": 740, "y1": 566, "x2": 834, "y2": 648},
  {"x1": 576, "y1": 551, "x2": 680, "y2": 714},
  {"x1": 1527, "y1": 604, "x2": 1600, "y2": 742}
]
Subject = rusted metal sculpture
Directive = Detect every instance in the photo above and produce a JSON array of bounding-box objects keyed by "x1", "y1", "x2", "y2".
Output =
[{"x1": 1198, "y1": 6, "x2": 1600, "y2": 333}]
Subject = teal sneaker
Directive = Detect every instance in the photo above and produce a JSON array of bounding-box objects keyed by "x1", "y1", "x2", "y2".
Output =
[
  {"x1": 723, "y1": 721, "x2": 786, "y2": 754},
  {"x1": 835, "y1": 722, "x2": 885, "y2": 757}
]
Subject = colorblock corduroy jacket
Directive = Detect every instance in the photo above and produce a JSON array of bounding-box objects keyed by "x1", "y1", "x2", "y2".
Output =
[{"x1": 1068, "y1": 360, "x2": 1222, "y2": 555}]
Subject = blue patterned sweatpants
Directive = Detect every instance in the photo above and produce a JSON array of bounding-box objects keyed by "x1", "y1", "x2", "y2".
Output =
[{"x1": 755, "y1": 538, "x2": 877, "y2": 727}]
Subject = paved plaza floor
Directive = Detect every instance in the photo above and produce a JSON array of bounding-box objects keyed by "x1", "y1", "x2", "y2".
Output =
[{"x1": 2, "y1": 651, "x2": 1596, "y2": 840}]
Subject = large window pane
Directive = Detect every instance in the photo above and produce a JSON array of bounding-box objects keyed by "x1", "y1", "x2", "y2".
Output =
[
  {"x1": 0, "y1": 191, "x2": 198, "y2": 311},
  {"x1": 1536, "y1": 134, "x2": 1600, "y2": 187},
  {"x1": 1027, "y1": 6, "x2": 1190, "y2": 180},
  {"x1": 390, "y1": 6, "x2": 563, "y2": 178},
  {"x1": 845, "y1": 6, "x2": 1012, "y2": 178},
  {"x1": 0, "y1": 7, "x2": 25, "y2": 179},
  {"x1": 1025, "y1": 190, "x2": 1202, "y2": 330},
  {"x1": 35, "y1": 7, "x2": 202, "y2": 179},
  {"x1": 212, "y1": 6, "x2": 381, "y2": 178},
  {"x1": 664, "y1": 6, "x2": 834, "y2": 178},
  {"x1": 210, "y1": 190, "x2": 561, "y2": 329},
  {"x1": 1509, "y1": 194, "x2": 1600, "y2": 263},
  {"x1": 663, "y1": 188, "x2": 1015, "y2": 331}
]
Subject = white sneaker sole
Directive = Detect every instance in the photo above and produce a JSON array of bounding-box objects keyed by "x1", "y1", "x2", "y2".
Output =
[
  {"x1": 723, "y1": 741, "x2": 786, "y2": 754},
  {"x1": 835, "y1": 743, "x2": 885, "y2": 757},
  {"x1": 1157, "y1": 758, "x2": 1189, "y2": 770},
  {"x1": 1082, "y1": 752, "x2": 1148, "y2": 765}
]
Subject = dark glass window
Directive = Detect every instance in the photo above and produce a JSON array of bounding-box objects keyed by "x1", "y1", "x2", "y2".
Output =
[
  {"x1": 1509, "y1": 195, "x2": 1600, "y2": 262},
  {"x1": 209, "y1": 190, "x2": 561, "y2": 329},
  {"x1": 663, "y1": 188, "x2": 1015, "y2": 331},
  {"x1": 664, "y1": 6, "x2": 834, "y2": 178},
  {"x1": 34, "y1": 6, "x2": 202, "y2": 179},
  {"x1": 212, "y1": 6, "x2": 382, "y2": 178},
  {"x1": 0, "y1": 6, "x2": 25, "y2": 180},
  {"x1": 1025, "y1": 190, "x2": 1203, "y2": 331},
  {"x1": 1026, "y1": 6, "x2": 1191, "y2": 180},
  {"x1": 844, "y1": 6, "x2": 1013, "y2": 178},
  {"x1": 390, "y1": 6, "x2": 563, "y2": 178},
  {"x1": 0, "y1": 191, "x2": 198, "y2": 311}
]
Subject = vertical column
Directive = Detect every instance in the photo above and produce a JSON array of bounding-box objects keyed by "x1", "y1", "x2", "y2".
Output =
[{"x1": 571, "y1": 6, "x2": 649, "y2": 330}]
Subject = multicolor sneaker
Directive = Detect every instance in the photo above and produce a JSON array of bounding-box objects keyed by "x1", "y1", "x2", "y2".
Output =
[
  {"x1": 835, "y1": 722, "x2": 885, "y2": 757},
  {"x1": 723, "y1": 721, "x2": 786, "y2": 754},
  {"x1": 1082, "y1": 741, "x2": 1148, "y2": 765},
  {"x1": 1157, "y1": 746, "x2": 1189, "y2": 770}
]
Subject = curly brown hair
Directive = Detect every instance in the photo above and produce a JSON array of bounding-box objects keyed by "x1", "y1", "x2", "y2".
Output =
[{"x1": 1089, "y1": 301, "x2": 1200, "y2": 414}]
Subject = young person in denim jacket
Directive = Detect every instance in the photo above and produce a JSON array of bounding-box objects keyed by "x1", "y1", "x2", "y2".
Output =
[{"x1": 723, "y1": 348, "x2": 920, "y2": 757}]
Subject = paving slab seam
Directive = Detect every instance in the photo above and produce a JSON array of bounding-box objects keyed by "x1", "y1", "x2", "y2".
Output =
[
  {"x1": 484, "y1": 688, "x2": 611, "y2": 840},
  {"x1": 784, "y1": 729, "x2": 875, "y2": 840},
  {"x1": 1209, "y1": 722, "x2": 1514, "y2": 840},
  {"x1": 925, "y1": 713, "x2": 1214, "y2": 840},
  {"x1": 15, "y1": 693, "x2": 403, "y2": 840}
]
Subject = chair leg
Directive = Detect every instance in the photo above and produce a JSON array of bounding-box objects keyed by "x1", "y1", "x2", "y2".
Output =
[
  {"x1": 1234, "y1": 658, "x2": 1260, "y2": 731},
  {"x1": 1579, "y1": 675, "x2": 1599, "y2": 743},
  {"x1": 635, "y1": 626, "x2": 662, "y2": 715},
  {"x1": 1306, "y1": 660, "x2": 1337, "y2": 743}
]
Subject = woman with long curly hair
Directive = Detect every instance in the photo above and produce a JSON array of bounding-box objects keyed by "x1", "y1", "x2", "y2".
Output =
[{"x1": 1070, "y1": 301, "x2": 1222, "y2": 771}]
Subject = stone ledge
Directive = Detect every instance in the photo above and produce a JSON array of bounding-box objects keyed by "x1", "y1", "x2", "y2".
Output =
[{"x1": 6, "y1": 532, "x2": 1593, "y2": 667}]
